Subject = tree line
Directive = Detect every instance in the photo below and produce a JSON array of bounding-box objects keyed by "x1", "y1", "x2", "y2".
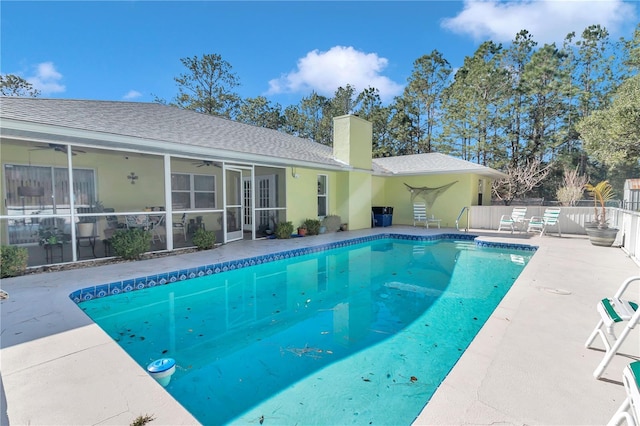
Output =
[{"x1": 3, "y1": 24, "x2": 638, "y2": 203}]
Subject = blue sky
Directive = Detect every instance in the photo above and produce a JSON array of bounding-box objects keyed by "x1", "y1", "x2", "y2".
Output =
[{"x1": 1, "y1": 1, "x2": 638, "y2": 108}]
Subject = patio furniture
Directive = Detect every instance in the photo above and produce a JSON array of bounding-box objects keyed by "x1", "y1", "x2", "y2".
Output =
[
  {"x1": 173, "y1": 213, "x2": 187, "y2": 241},
  {"x1": 607, "y1": 361, "x2": 640, "y2": 426},
  {"x1": 527, "y1": 207, "x2": 561, "y2": 236},
  {"x1": 125, "y1": 214, "x2": 150, "y2": 230},
  {"x1": 76, "y1": 235, "x2": 97, "y2": 259},
  {"x1": 413, "y1": 203, "x2": 441, "y2": 228},
  {"x1": 413, "y1": 203, "x2": 427, "y2": 227},
  {"x1": 150, "y1": 215, "x2": 165, "y2": 243},
  {"x1": 43, "y1": 242, "x2": 64, "y2": 263},
  {"x1": 498, "y1": 207, "x2": 527, "y2": 233},
  {"x1": 586, "y1": 275, "x2": 640, "y2": 379}
]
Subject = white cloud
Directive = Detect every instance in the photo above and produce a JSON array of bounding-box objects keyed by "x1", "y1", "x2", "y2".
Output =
[
  {"x1": 266, "y1": 46, "x2": 403, "y2": 103},
  {"x1": 27, "y1": 62, "x2": 65, "y2": 95},
  {"x1": 442, "y1": 0, "x2": 637, "y2": 44},
  {"x1": 123, "y1": 90, "x2": 142, "y2": 100}
]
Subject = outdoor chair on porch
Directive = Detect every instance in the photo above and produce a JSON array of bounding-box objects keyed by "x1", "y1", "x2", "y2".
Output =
[
  {"x1": 413, "y1": 203, "x2": 441, "y2": 228},
  {"x1": 586, "y1": 275, "x2": 640, "y2": 379},
  {"x1": 173, "y1": 213, "x2": 187, "y2": 241},
  {"x1": 413, "y1": 203, "x2": 427, "y2": 227},
  {"x1": 527, "y1": 207, "x2": 561, "y2": 236},
  {"x1": 498, "y1": 207, "x2": 527, "y2": 233},
  {"x1": 607, "y1": 361, "x2": 640, "y2": 426},
  {"x1": 149, "y1": 215, "x2": 165, "y2": 243}
]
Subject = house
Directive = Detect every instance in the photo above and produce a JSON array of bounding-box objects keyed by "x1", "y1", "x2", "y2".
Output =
[
  {"x1": 0, "y1": 97, "x2": 505, "y2": 266},
  {"x1": 623, "y1": 178, "x2": 640, "y2": 211}
]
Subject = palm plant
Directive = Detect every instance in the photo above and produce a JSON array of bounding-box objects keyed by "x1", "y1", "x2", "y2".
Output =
[{"x1": 584, "y1": 180, "x2": 615, "y2": 229}]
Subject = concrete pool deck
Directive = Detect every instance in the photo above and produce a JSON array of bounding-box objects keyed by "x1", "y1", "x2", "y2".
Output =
[{"x1": 1, "y1": 227, "x2": 638, "y2": 425}]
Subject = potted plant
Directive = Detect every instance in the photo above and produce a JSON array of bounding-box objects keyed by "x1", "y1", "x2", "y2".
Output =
[
  {"x1": 303, "y1": 218, "x2": 321, "y2": 236},
  {"x1": 322, "y1": 215, "x2": 342, "y2": 233},
  {"x1": 584, "y1": 180, "x2": 619, "y2": 247},
  {"x1": 297, "y1": 223, "x2": 307, "y2": 236}
]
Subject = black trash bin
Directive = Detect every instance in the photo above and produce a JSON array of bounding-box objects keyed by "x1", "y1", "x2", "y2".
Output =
[{"x1": 372, "y1": 206, "x2": 394, "y2": 227}]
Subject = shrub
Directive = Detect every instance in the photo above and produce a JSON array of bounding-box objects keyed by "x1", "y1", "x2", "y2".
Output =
[
  {"x1": 303, "y1": 218, "x2": 321, "y2": 235},
  {"x1": 192, "y1": 228, "x2": 216, "y2": 250},
  {"x1": 110, "y1": 228, "x2": 151, "y2": 260},
  {"x1": 275, "y1": 221, "x2": 294, "y2": 239},
  {"x1": 0, "y1": 245, "x2": 29, "y2": 278}
]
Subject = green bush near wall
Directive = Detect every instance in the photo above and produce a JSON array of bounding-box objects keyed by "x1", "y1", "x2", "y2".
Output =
[
  {"x1": 192, "y1": 228, "x2": 216, "y2": 250},
  {"x1": 0, "y1": 245, "x2": 29, "y2": 278},
  {"x1": 275, "y1": 221, "x2": 294, "y2": 239},
  {"x1": 110, "y1": 228, "x2": 151, "y2": 260}
]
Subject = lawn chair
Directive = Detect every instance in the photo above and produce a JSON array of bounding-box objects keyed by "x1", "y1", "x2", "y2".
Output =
[
  {"x1": 149, "y1": 215, "x2": 165, "y2": 243},
  {"x1": 413, "y1": 203, "x2": 441, "y2": 228},
  {"x1": 527, "y1": 207, "x2": 561, "y2": 236},
  {"x1": 498, "y1": 207, "x2": 527, "y2": 233},
  {"x1": 586, "y1": 276, "x2": 640, "y2": 379},
  {"x1": 607, "y1": 361, "x2": 640, "y2": 426},
  {"x1": 413, "y1": 203, "x2": 427, "y2": 227}
]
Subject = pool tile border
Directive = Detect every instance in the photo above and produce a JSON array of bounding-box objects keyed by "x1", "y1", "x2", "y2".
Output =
[{"x1": 69, "y1": 233, "x2": 537, "y2": 303}]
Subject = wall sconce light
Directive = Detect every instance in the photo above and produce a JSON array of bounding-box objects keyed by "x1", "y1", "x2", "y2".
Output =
[{"x1": 127, "y1": 172, "x2": 139, "y2": 184}]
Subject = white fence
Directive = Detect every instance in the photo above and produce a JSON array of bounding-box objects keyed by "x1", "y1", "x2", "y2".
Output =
[{"x1": 466, "y1": 205, "x2": 640, "y2": 265}]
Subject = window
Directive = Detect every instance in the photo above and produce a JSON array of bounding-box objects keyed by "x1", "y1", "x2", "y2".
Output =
[
  {"x1": 317, "y1": 174, "x2": 328, "y2": 217},
  {"x1": 4, "y1": 164, "x2": 96, "y2": 244},
  {"x1": 171, "y1": 173, "x2": 216, "y2": 210}
]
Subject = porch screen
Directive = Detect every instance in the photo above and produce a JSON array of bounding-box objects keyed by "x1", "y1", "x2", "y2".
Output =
[{"x1": 4, "y1": 164, "x2": 95, "y2": 244}]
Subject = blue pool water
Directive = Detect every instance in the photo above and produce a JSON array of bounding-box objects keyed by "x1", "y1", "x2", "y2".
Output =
[{"x1": 79, "y1": 236, "x2": 534, "y2": 425}]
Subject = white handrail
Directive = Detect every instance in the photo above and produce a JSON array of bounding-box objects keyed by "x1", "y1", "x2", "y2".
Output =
[{"x1": 456, "y1": 207, "x2": 469, "y2": 232}]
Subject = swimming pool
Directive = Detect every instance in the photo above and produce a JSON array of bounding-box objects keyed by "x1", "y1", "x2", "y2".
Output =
[{"x1": 76, "y1": 234, "x2": 535, "y2": 425}]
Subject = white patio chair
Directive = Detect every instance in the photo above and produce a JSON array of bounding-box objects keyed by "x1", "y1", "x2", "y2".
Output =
[
  {"x1": 498, "y1": 207, "x2": 527, "y2": 233},
  {"x1": 527, "y1": 207, "x2": 561, "y2": 236},
  {"x1": 149, "y1": 215, "x2": 165, "y2": 243},
  {"x1": 586, "y1": 276, "x2": 640, "y2": 379},
  {"x1": 413, "y1": 203, "x2": 441, "y2": 228},
  {"x1": 607, "y1": 361, "x2": 640, "y2": 426},
  {"x1": 413, "y1": 203, "x2": 427, "y2": 227}
]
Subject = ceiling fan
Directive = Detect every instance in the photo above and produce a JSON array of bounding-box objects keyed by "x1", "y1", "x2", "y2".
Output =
[
  {"x1": 191, "y1": 160, "x2": 220, "y2": 168},
  {"x1": 30, "y1": 143, "x2": 86, "y2": 156}
]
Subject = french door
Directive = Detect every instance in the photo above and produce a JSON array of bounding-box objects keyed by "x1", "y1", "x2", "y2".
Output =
[{"x1": 225, "y1": 167, "x2": 243, "y2": 241}]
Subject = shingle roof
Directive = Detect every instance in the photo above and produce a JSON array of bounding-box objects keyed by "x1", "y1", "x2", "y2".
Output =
[
  {"x1": 0, "y1": 97, "x2": 339, "y2": 168},
  {"x1": 0, "y1": 97, "x2": 505, "y2": 178},
  {"x1": 374, "y1": 152, "x2": 505, "y2": 178}
]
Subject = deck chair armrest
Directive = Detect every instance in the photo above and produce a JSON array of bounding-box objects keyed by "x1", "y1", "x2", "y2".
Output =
[{"x1": 614, "y1": 276, "x2": 640, "y2": 299}]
